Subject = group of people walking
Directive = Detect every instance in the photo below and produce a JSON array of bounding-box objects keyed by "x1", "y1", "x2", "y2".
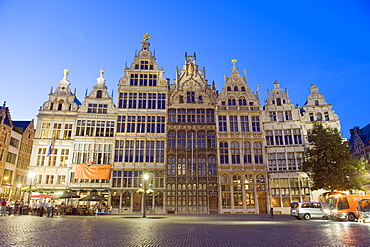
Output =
[
  {"x1": 31, "y1": 200, "x2": 56, "y2": 217},
  {"x1": 0, "y1": 198, "x2": 24, "y2": 216}
]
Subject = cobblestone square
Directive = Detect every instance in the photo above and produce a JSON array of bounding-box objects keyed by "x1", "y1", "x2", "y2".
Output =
[{"x1": 1, "y1": 214, "x2": 370, "y2": 246}]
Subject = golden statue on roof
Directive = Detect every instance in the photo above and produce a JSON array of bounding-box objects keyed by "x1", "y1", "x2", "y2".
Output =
[
  {"x1": 142, "y1": 33, "x2": 152, "y2": 41},
  {"x1": 63, "y1": 69, "x2": 69, "y2": 79},
  {"x1": 100, "y1": 69, "x2": 105, "y2": 78}
]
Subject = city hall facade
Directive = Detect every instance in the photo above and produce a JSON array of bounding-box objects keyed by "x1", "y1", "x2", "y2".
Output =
[{"x1": 28, "y1": 37, "x2": 340, "y2": 214}]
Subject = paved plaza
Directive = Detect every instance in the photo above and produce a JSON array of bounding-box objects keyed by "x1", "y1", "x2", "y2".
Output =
[{"x1": 1, "y1": 213, "x2": 370, "y2": 246}]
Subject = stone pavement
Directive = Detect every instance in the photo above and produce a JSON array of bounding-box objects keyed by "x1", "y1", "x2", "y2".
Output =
[{"x1": 1, "y1": 214, "x2": 370, "y2": 246}]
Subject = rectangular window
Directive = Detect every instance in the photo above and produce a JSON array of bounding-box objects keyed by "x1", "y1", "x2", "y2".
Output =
[
  {"x1": 41, "y1": 123, "x2": 51, "y2": 138},
  {"x1": 148, "y1": 93, "x2": 156, "y2": 109},
  {"x1": 117, "y1": 116, "x2": 126, "y2": 133},
  {"x1": 59, "y1": 149, "x2": 69, "y2": 167},
  {"x1": 130, "y1": 74, "x2": 138, "y2": 85},
  {"x1": 129, "y1": 93, "x2": 137, "y2": 109},
  {"x1": 178, "y1": 109, "x2": 186, "y2": 123},
  {"x1": 168, "y1": 109, "x2": 176, "y2": 123},
  {"x1": 274, "y1": 130, "x2": 283, "y2": 145},
  {"x1": 157, "y1": 116, "x2": 165, "y2": 133},
  {"x1": 140, "y1": 61, "x2": 148, "y2": 70},
  {"x1": 147, "y1": 116, "x2": 156, "y2": 133},
  {"x1": 158, "y1": 93, "x2": 166, "y2": 109},
  {"x1": 293, "y1": 129, "x2": 303, "y2": 144},
  {"x1": 218, "y1": 116, "x2": 227, "y2": 132},
  {"x1": 135, "y1": 141, "x2": 144, "y2": 162},
  {"x1": 251, "y1": 116, "x2": 260, "y2": 132},
  {"x1": 57, "y1": 175, "x2": 66, "y2": 185},
  {"x1": 9, "y1": 138, "x2": 19, "y2": 148},
  {"x1": 284, "y1": 129, "x2": 293, "y2": 145},
  {"x1": 229, "y1": 116, "x2": 238, "y2": 132},
  {"x1": 187, "y1": 91, "x2": 195, "y2": 103},
  {"x1": 63, "y1": 124, "x2": 73, "y2": 139},
  {"x1": 156, "y1": 141, "x2": 165, "y2": 163},
  {"x1": 48, "y1": 148, "x2": 58, "y2": 166},
  {"x1": 127, "y1": 116, "x2": 136, "y2": 133},
  {"x1": 137, "y1": 116, "x2": 146, "y2": 133},
  {"x1": 240, "y1": 116, "x2": 249, "y2": 132},
  {"x1": 269, "y1": 111, "x2": 276, "y2": 121},
  {"x1": 265, "y1": 130, "x2": 274, "y2": 145},
  {"x1": 45, "y1": 175, "x2": 54, "y2": 184},
  {"x1": 285, "y1": 111, "x2": 293, "y2": 121},
  {"x1": 138, "y1": 93, "x2": 147, "y2": 109},
  {"x1": 187, "y1": 109, "x2": 195, "y2": 123},
  {"x1": 36, "y1": 148, "x2": 46, "y2": 166},
  {"x1": 119, "y1": 92, "x2": 128, "y2": 108},
  {"x1": 146, "y1": 141, "x2": 155, "y2": 162},
  {"x1": 6, "y1": 152, "x2": 17, "y2": 164},
  {"x1": 206, "y1": 109, "x2": 214, "y2": 123},
  {"x1": 52, "y1": 123, "x2": 62, "y2": 138}
]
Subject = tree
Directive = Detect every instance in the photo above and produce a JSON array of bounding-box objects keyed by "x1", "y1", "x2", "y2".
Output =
[{"x1": 303, "y1": 123, "x2": 369, "y2": 192}]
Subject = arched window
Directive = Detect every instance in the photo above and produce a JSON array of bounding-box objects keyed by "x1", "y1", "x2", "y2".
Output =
[
  {"x1": 243, "y1": 141, "x2": 252, "y2": 164},
  {"x1": 58, "y1": 99, "x2": 64, "y2": 111},
  {"x1": 177, "y1": 131, "x2": 186, "y2": 148},
  {"x1": 241, "y1": 86, "x2": 245, "y2": 91},
  {"x1": 227, "y1": 86, "x2": 231, "y2": 91},
  {"x1": 239, "y1": 97, "x2": 247, "y2": 106},
  {"x1": 221, "y1": 174, "x2": 230, "y2": 184},
  {"x1": 97, "y1": 90, "x2": 102, "y2": 98},
  {"x1": 228, "y1": 98, "x2": 236, "y2": 105},
  {"x1": 234, "y1": 86, "x2": 238, "y2": 91},
  {"x1": 231, "y1": 141, "x2": 240, "y2": 164}
]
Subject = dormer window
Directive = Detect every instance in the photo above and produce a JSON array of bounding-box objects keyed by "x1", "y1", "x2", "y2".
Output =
[
  {"x1": 276, "y1": 98, "x2": 282, "y2": 106},
  {"x1": 58, "y1": 99, "x2": 64, "y2": 111},
  {"x1": 140, "y1": 61, "x2": 149, "y2": 70},
  {"x1": 187, "y1": 92, "x2": 195, "y2": 103},
  {"x1": 97, "y1": 90, "x2": 102, "y2": 98}
]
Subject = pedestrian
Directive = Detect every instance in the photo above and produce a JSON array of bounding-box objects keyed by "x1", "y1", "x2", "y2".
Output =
[
  {"x1": 36, "y1": 201, "x2": 41, "y2": 216},
  {"x1": 51, "y1": 201, "x2": 56, "y2": 217},
  {"x1": 19, "y1": 199, "x2": 24, "y2": 215},
  {"x1": 32, "y1": 201, "x2": 37, "y2": 215},
  {"x1": 1, "y1": 199, "x2": 6, "y2": 216},
  {"x1": 8, "y1": 200, "x2": 14, "y2": 216},
  {"x1": 40, "y1": 201, "x2": 45, "y2": 217},
  {"x1": 46, "y1": 201, "x2": 52, "y2": 217}
]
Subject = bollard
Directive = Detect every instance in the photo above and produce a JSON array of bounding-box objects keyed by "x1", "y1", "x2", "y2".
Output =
[{"x1": 270, "y1": 207, "x2": 274, "y2": 218}]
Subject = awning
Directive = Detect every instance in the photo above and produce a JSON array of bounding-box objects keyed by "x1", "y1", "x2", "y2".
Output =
[
  {"x1": 67, "y1": 187, "x2": 110, "y2": 191},
  {"x1": 31, "y1": 195, "x2": 53, "y2": 198}
]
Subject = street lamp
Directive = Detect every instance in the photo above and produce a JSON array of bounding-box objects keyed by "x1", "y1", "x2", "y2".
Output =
[
  {"x1": 143, "y1": 173, "x2": 149, "y2": 218},
  {"x1": 27, "y1": 172, "x2": 36, "y2": 203}
]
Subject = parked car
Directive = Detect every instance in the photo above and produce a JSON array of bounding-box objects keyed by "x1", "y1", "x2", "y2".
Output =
[{"x1": 290, "y1": 202, "x2": 326, "y2": 220}]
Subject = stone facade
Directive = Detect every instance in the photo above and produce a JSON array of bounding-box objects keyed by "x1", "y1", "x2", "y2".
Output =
[
  {"x1": 28, "y1": 39, "x2": 342, "y2": 214},
  {"x1": 0, "y1": 103, "x2": 34, "y2": 201}
]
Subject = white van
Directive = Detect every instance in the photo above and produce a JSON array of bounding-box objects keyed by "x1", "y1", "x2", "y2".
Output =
[{"x1": 290, "y1": 202, "x2": 326, "y2": 220}]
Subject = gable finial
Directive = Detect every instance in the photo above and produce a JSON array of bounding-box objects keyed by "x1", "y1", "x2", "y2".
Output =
[
  {"x1": 63, "y1": 69, "x2": 69, "y2": 80},
  {"x1": 231, "y1": 59, "x2": 237, "y2": 68}
]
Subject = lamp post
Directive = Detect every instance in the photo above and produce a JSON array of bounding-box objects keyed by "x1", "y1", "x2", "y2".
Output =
[
  {"x1": 142, "y1": 173, "x2": 149, "y2": 218},
  {"x1": 28, "y1": 172, "x2": 36, "y2": 203}
]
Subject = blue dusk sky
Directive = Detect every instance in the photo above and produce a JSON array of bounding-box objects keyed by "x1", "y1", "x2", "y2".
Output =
[{"x1": 0, "y1": 0, "x2": 369, "y2": 138}]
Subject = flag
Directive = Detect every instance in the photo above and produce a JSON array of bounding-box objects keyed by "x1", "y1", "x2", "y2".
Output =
[{"x1": 46, "y1": 137, "x2": 55, "y2": 157}]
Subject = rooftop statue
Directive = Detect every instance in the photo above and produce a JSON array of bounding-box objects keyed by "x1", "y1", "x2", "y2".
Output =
[{"x1": 142, "y1": 33, "x2": 152, "y2": 41}]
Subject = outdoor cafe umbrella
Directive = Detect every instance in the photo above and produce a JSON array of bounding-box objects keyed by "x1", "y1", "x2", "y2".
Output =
[
  {"x1": 79, "y1": 194, "x2": 107, "y2": 201},
  {"x1": 56, "y1": 191, "x2": 80, "y2": 199}
]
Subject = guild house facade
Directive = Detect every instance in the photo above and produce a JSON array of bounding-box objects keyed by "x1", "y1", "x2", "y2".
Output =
[{"x1": 28, "y1": 35, "x2": 340, "y2": 214}]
